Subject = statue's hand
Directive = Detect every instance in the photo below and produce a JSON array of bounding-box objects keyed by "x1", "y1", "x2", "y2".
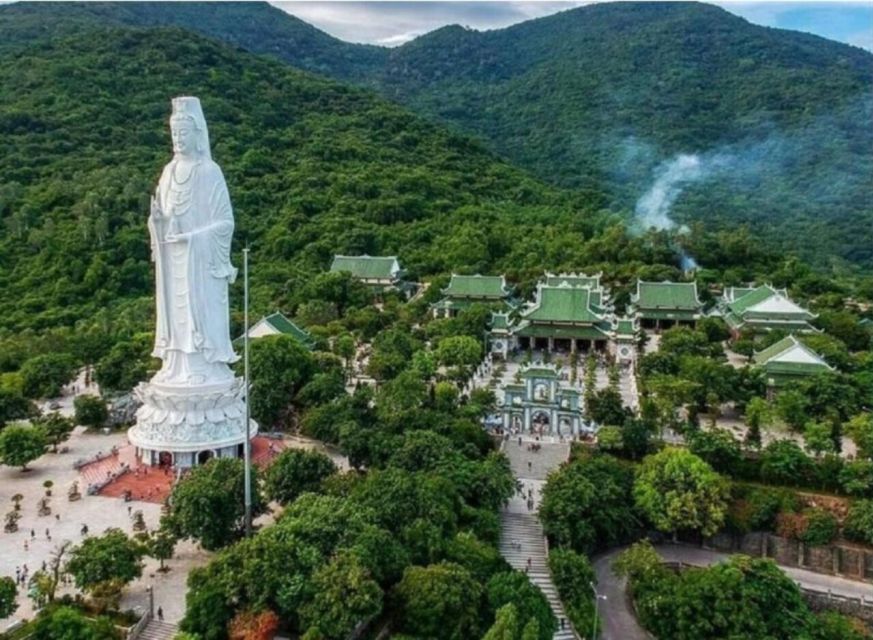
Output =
[{"x1": 164, "y1": 231, "x2": 192, "y2": 244}]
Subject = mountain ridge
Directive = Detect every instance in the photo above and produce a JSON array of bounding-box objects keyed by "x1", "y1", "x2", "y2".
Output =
[
  {"x1": 1, "y1": 1, "x2": 872, "y2": 269},
  {"x1": 0, "y1": 22, "x2": 621, "y2": 338}
]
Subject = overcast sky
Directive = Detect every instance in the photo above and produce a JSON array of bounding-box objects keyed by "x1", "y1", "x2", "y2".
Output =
[{"x1": 272, "y1": 1, "x2": 873, "y2": 50}]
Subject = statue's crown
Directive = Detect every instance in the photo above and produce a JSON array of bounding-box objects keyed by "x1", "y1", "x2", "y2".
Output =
[{"x1": 171, "y1": 96, "x2": 202, "y2": 121}]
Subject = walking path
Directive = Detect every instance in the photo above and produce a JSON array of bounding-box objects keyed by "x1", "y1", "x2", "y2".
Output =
[
  {"x1": 499, "y1": 437, "x2": 576, "y2": 639},
  {"x1": 592, "y1": 544, "x2": 873, "y2": 640},
  {"x1": 138, "y1": 619, "x2": 178, "y2": 640}
]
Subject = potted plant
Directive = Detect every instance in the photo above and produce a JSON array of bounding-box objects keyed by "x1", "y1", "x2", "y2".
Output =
[
  {"x1": 11, "y1": 494, "x2": 23, "y2": 511},
  {"x1": 43, "y1": 480, "x2": 54, "y2": 497}
]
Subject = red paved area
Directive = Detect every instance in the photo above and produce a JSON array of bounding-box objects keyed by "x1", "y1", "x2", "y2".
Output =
[
  {"x1": 99, "y1": 464, "x2": 175, "y2": 503},
  {"x1": 251, "y1": 436, "x2": 289, "y2": 467},
  {"x1": 93, "y1": 437, "x2": 288, "y2": 504}
]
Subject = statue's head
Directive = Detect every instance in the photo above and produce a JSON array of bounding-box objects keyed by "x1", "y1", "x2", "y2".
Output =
[{"x1": 170, "y1": 96, "x2": 211, "y2": 160}]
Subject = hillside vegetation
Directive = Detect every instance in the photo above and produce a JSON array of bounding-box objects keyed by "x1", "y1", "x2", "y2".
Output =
[
  {"x1": 0, "y1": 24, "x2": 621, "y2": 345},
  {"x1": 3, "y1": 1, "x2": 870, "y2": 268}
]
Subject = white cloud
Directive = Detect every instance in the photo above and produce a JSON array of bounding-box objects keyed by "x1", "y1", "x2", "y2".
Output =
[
  {"x1": 376, "y1": 31, "x2": 425, "y2": 46},
  {"x1": 271, "y1": 1, "x2": 587, "y2": 46},
  {"x1": 271, "y1": 1, "x2": 873, "y2": 49}
]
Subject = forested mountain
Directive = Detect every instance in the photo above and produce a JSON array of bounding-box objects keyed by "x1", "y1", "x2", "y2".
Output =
[
  {"x1": 0, "y1": 1, "x2": 387, "y2": 78},
  {"x1": 0, "y1": 23, "x2": 621, "y2": 344},
  {"x1": 377, "y1": 2, "x2": 873, "y2": 268},
  {"x1": 2, "y1": 1, "x2": 870, "y2": 269}
]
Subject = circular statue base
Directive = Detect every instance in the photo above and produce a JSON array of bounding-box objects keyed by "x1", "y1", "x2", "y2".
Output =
[{"x1": 127, "y1": 376, "x2": 257, "y2": 469}]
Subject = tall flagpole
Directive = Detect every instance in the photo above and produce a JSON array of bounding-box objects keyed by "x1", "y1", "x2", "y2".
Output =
[{"x1": 243, "y1": 246, "x2": 252, "y2": 537}]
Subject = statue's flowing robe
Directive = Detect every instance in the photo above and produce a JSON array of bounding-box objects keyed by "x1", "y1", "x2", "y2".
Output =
[{"x1": 148, "y1": 159, "x2": 238, "y2": 369}]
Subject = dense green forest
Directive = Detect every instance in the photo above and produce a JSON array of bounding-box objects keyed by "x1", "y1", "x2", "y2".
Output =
[
  {"x1": 2, "y1": 1, "x2": 870, "y2": 268},
  {"x1": 0, "y1": 15, "x2": 871, "y2": 370},
  {"x1": 0, "y1": 10, "x2": 871, "y2": 637},
  {"x1": 0, "y1": 23, "x2": 617, "y2": 362}
]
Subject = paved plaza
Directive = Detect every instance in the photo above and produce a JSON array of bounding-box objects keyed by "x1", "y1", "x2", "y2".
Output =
[
  {"x1": 469, "y1": 350, "x2": 640, "y2": 425},
  {"x1": 0, "y1": 425, "x2": 348, "y2": 629},
  {"x1": 0, "y1": 428, "x2": 168, "y2": 626}
]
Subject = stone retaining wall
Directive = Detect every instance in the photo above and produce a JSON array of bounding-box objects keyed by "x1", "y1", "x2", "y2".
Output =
[{"x1": 702, "y1": 531, "x2": 873, "y2": 583}]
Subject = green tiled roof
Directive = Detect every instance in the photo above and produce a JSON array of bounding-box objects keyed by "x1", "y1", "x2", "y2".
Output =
[
  {"x1": 724, "y1": 286, "x2": 757, "y2": 302},
  {"x1": 753, "y1": 336, "x2": 797, "y2": 363},
  {"x1": 490, "y1": 312, "x2": 511, "y2": 330},
  {"x1": 514, "y1": 322, "x2": 609, "y2": 339},
  {"x1": 727, "y1": 285, "x2": 779, "y2": 315},
  {"x1": 444, "y1": 274, "x2": 508, "y2": 298},
  {"x1": 522, "y1": 285, "x2": 604, "y2": 323},
  {"x1": 266, "y1": 313, "x2": 313, "y2": 346},
  {"x1": 432, "y1": 298, "x2": 474, "y2": 310},
  {"x1": 615, "y1": 318, "x2": 636, "y2": 336},
  {"x1": 753, "y1": 335, "x2": 832, "y2": 377},
  {"x1": 238, "y1": 312, "x2": 314, "y2": 349},
  {"x1": 331, "y1": 255, "x2": 398, "y2": 280},
  {"x1": 765, "y1": 362, "x2": 831, "y2": 376},
  {"x1": 635, "y1": 309, "x2": 700, "y2": 321},
  {"x1": 544, "y1": 273, "x2": 600, "y2": 289},
  {"x1": 633, "y1": 281, "x2": 701, "y2": 310}
]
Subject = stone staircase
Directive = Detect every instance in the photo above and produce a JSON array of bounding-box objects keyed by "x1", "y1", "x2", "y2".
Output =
[
  {"x1": 498, "y1": 435, "x2": 577, "y2": 640},
  {"x1": 500, "y1": 511, "x2": 576, "y2": 639},
  {"x1": 135, "y1": 619, "x2": 177, "y2": 640}
]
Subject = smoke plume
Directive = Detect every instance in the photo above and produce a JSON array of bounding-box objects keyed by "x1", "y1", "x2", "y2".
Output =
[{"x1": 634, "y1": 153, "x2": 707, "y2": 232}]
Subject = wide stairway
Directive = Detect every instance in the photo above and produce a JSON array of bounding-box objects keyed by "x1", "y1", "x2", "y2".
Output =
[
  {"x1": 499, "y1": 437, "x2": 576, "y2": 640},
  {"x1": 500, "y1": 510, "x2": 575, "y2": 639},
  {"x1": 136, "y1": 620, "x2": 178, "y2": 640}
]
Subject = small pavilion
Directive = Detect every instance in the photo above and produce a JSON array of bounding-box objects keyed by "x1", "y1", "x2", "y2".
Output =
[
  {"x1": 720, "y1": 285, "x2": 818, "y2": 337},
  {"x1": 330, "y1": 254, "x2": 403, "y2": 292},
  {"x1": 629, "y1": 280, "x2": 704, "y2": 329},
  {"x1": 238, "y1": 311, "x2": 314, "y2": 350},
  {"x1": 610, "y1": 316, "x2": 639, "y2": 364},
  {"x1": 753, "y1": 335, "x2": 833, "y2": 398},
  {"x1": 432, "y1": 274, "x2": 513, "y2": 318},
  {"x1": 499, "y1": 363, "x2": 585, "y2": 436}
]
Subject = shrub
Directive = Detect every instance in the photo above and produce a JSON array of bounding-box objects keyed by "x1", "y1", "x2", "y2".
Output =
[
  {"x1": 776, "y1": 511, "x2": 808, "y2": 540},
  {"x1": 843, "y1": 500, "x2": 873, "y2": 545},
  {"x1": 595, "y1": 426, "x2": 623, "y2": 453},
  {"x1": 728, "y1": 486, "x2": 799, "y2": 534},
  {"x1": 761, "y1": 440, "x2": 814, "y2": 486},
  {"x1": 839, "y1": 460, "x2": 873, "y2": 497},
  {"x1": 799, "y1": 509, "x2": 838, "y2": 547},
  {"x1": 777, "y1": 509, "x2": 837, "y2": 546},
  {"x1": 688, "y1": 428, "x2": 741, "y2": 474},
  {"x1": 73, "y1": 395, "x2": 108, "y2": 428},
  {"x1": 548, "y1": 548, "x2": 596, "y2": 633}
]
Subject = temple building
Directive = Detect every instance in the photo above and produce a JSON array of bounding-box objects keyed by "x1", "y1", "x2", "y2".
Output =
[
  {"x1": 486, "y1": 272, "x2": 637, "y2": 360},
  {"x1": 238, "y1": 312, "x2": 314, "y2": 350},
  {"x1": 330, "y1": 254, "x2": 403, "y2": 292},
  {"x1": 629, "y1": 280, "x2": 704, "y2": 329},
  {"x1": 720, "y1": 284, "x2": 818, "y2": 337},
  {"x1": 498, "y1": 363, "x2": 585, "y2": 436},
  {"x1": 432, "y1": 274, "x2": 513, "y2": 318},
  {"x1": 753, "y1": 335, "x2": 832, "y2": 398},
  {"x1": 489, "y1": 312, "x2": 513, "y2": 359},
  {"x1": 611, "y1": 316, "x2": 639, "y2": 364},
  {"x1": 513, "y1": 278, "x2": 612, "y2": 353}
]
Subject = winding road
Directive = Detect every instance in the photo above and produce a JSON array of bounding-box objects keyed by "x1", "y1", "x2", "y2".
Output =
[{"x1": 592, "y1": 544, "x2": 873, "y2": 640}]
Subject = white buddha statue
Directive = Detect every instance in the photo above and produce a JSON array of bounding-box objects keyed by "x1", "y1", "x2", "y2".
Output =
[{"x1": 148, "y1": 96, "x2": 238, "y2": 386}]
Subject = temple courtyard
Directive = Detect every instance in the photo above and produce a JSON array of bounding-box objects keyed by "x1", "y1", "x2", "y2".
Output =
[{"x1": 0, "y1": 425, "x2": 346, "y2": 628}]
